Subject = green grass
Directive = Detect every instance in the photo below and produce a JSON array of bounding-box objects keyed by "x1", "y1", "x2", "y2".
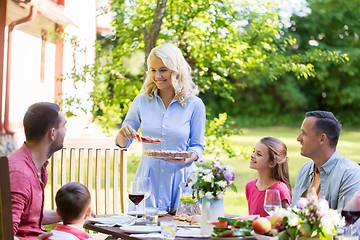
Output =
[
  {"x1": 45, "y1": 127, "x2": 360, "y2": 217},
  {"x1": 125, "y1": 126, "x2": 360, "y2": 216}
]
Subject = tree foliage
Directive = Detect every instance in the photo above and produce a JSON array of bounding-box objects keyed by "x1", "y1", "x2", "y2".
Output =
[
  {"x1": 62, "y1": 0, "x2": 349, "y2": 156},
  {"x1": 287, "y1": 0, "x2": 360, "y2": 125}
]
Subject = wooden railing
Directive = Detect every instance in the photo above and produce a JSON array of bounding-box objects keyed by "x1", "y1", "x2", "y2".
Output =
[{"x1": 49, "y1": 137, "x2": 128, "y2": 215}]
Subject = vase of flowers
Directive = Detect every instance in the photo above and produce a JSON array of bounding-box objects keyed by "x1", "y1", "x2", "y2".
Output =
[
  {"x1": 270, "y1": 188, "x2": 345, "y2": 240},
  {"x1": 187, "y1": 160, "x2": 237, "y2": 235}
]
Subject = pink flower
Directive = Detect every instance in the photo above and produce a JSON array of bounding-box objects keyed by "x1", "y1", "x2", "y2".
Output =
[
  {"x1": 297, "y1": 197, "x2": 309, "y2": 209},
  {"x1": 224, "y1": 171, "x2": 235, "y2": 181},
  {"x1": 316, "y1": 198, "x2": 329, "y2": 217}
]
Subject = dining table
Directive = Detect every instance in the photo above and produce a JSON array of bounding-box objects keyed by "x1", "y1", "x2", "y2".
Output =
[
  {"x1": 84, "y1": 214, "x2": 255, "y2": 240},
  {"x1": 84, "y1": 214, "x2": 166, "y2": 240}
]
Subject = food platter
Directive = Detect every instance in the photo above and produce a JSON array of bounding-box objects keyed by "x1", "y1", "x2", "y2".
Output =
[
  {"x1": 144, "y1": 149, "x2": 192, "y2": 159},
  {"x1": 252, "y1": 233, "x2": 274, "y2": 240},
  {"x1": 210, "y1": 217, "x2": 254, "y2": 239},
  {"x1": 155, "y1": 156, "x2": 187, "y2": 160}
]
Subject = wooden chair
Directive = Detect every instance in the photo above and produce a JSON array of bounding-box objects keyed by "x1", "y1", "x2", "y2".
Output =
[
  {"x1": 49, "y1": 137, "x2": 128, "y2": 215},
  {"x1": 0, "y1": 156, "x2": 14, "y2": 240}
]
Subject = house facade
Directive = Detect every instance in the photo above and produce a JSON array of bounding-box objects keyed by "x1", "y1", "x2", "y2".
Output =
[{"x1": 0, "y1": 0, "x2": 112, "y2": 155}]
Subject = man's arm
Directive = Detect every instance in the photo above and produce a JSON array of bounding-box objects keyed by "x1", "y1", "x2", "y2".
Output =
[
  {"x1": 10, "y1": 173, "x2": 30, "y2": 234},
  {"x1": 338, "y1": 162, "x2": 360, "y2": 209},
  {"x1": 42, "y1": 210, "x2": 61, "y2": 225}
]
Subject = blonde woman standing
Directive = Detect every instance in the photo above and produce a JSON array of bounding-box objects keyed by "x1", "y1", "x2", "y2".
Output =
[{"x1": 116, "y1": 43, "x2": 206, "y2": 212}]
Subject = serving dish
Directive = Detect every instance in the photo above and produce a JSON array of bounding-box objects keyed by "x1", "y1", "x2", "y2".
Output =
[
  {"x1": 144, "y1": 149, "x2": 192, "y2": 159},
  {"x1": 177, "y1": 223, "x2": 201, "y2": 228},
  {"x1": 253, "y1": 232, "x2": 275, "y2": 240},
  {"x1": 210, "y1": 236, "x2": 255, "y2": 240}
]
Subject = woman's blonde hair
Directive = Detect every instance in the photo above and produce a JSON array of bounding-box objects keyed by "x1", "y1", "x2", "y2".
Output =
[{"x1": 141, "y1": 43, "x2": 199, "y2": 106}]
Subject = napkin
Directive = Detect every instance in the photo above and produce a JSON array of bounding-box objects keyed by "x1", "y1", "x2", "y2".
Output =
[
  {"x1": 176, "y1": 228, "x2": 210, "y2": 238},
  {"x1": 89, "y1": 214, "x2": 136, "y2": 227}
]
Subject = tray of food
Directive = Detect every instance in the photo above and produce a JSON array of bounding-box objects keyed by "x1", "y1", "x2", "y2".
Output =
[
  {"x1": 143, "y1": 149, "x2": 192, "y2": 159},
  {"x1": 210, "y1": 217, "x2": 254, "y2": 239},
  {"x1": 172, "y1": 213, "x2": 201, "y2": 227}
]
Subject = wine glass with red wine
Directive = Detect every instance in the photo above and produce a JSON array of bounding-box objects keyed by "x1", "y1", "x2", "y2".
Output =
[
  {"x1": 129, "y1": 181, "x2": 145, "y2": 219},
  {"x1": 340, "y1": 195, "x2": 360, "y2": 235}
]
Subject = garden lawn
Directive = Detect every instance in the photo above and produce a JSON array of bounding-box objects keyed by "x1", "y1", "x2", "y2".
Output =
[
  {"x1": 44, "y1": 127, "x2": 360, "y2": 217},
  {"x1": 219, "y1": 126, "x2": 360, "y2": 216},
  {"x1": 127, "y1": 126, "x2": 360, "y2": 216}
]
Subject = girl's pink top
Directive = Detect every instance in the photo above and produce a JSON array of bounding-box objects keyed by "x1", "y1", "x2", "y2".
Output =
[{"x1": 245, "y1": 179, "x2": 291, "y2": 217}]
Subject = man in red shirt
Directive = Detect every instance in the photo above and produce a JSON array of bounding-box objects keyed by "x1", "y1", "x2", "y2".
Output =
[{"x1": 9, "y1": 102, "x2": 66, "y2": 240}]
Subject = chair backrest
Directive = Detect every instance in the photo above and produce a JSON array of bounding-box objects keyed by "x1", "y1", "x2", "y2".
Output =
[
  {"x1": 49, "y1": 137, "x2": 128, "y2": 215},
  {"x1": 0, "y1": 156, "x2": 14, "y2": 240}
]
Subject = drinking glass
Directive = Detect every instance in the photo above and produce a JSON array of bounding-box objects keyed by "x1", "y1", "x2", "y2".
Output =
[
  {"x1": 340, "y1": 195, "x2": 360, "y2": 235},
  {"x1": 145, "y1": 194, "x2": 159, "y2": 226},
  {"x1": 161, "y1": 220, "x2": 177, "y2": 239},
  {"x1": 137, "y1": 177, "x2": 152, "y2": 201},
  {"x1": 129, "y1": 181, "x2": 145, "y2": 219},
  {"x1": 264, "y1": 189, "x2": 281, "y2": 216}
]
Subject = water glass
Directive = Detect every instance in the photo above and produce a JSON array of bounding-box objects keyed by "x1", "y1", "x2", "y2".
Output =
[
  {"x1": 145, "y1": 207, "x2": 159, "y2": 226},
  {"x1": 264, "y1": 189, "x2": 281, "y2": 216},
  {"x1": 161, "y1": 220, "x2": 177, "y2": 239},
  {"x1": 144, "y1": 194, "x2": 158, "y2": 226}
]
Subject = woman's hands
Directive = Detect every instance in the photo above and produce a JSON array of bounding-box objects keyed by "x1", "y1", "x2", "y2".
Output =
[
  {"x1": 117, "y1": 125, "x2": 137, "y2": 147},
  {"x1": 119, "y1": 125, "x2": 137, "y2": 139},
  {"x1": 156, "y1": 152, "x2": 197, "y2": 165}
]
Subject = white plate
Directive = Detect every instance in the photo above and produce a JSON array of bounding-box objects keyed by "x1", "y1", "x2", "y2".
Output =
[
  {"x1": 176, "y1": 227, "x2": 209, "y2": 238},
  {"x1": 119, "y1": 225, "x2": 161, "y2": 233},
  {"x1": 177, "y1": 224, "x2": 201, "y2": 228},
  {"x1": 128, "y1": 210, "x2": 167, "y2": 217},
  {"x1": 127, "y1": 211, "x2": 145, "y2": 217},
  {"x1": 89, "y1": 215, "x2": 136, "y2": 225},
  {"x1": 211, "y1": 230, "x2": 255, "y2": 239},
  {"x1": 253, "y1": 233, "x2": 275, "y2": 240},
  {"x1": 159, "y1": 210, "x2": 168, "y2": 216},
  {"x1": 210, "y1": 236, "x2": 254, "y2": 240}
]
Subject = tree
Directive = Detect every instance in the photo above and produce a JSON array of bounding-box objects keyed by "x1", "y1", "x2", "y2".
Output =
[
  {"x1": 63, "y1": 0, "x2": 347, "y2": 156},
  {"x1": 288, "y1": 0, "x2": 360, "y2": 125}
]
